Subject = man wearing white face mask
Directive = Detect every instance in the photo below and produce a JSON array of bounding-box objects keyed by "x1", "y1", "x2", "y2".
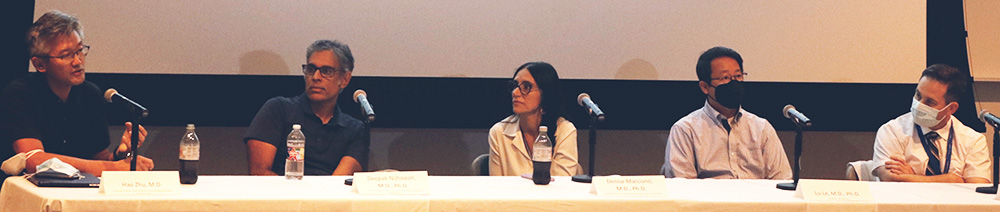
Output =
[{"x1": 871, "y1": 64, "x2": 990, "y2": 183}]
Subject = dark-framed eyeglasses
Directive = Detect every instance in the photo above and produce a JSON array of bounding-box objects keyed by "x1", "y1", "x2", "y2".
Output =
[
  {"x1": 36, "y1": 45, "x2": 90, "y2": 61},
  {"x1": 710, "y1": 72, "x2": 748, "y2": 82},
  {"x1": 508, "y1": 80, "x2": 535, "y2": 95},
  {"x1": 301, "y1": 64, "x2": 345, "y2": 79}
]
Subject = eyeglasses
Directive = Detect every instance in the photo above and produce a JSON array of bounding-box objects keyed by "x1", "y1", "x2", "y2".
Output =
[
  {"x1": 710, "y1": 72, "x2": 748, "y2": 82},
  {"x1": 301, "y1": 64, "x2": 346, "y2": 79},
  {"x1": 508, "y1": 80, "x2": 535, "y2": 95},
  {"x1": 37, "y1": 45, "x2": 89, "y2": 61}
]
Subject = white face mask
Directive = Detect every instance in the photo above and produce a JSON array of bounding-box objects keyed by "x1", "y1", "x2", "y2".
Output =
[{"x1": 911, "y1": 98, "x2": 947, "y2": 128}]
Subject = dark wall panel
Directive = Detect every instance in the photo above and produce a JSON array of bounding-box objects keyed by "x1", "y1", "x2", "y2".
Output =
[{"x1": 87, "y1": 73, "x2": 940, "y2": 132}]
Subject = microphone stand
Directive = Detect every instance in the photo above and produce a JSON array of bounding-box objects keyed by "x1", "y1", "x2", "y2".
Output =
[
  {"x1": 777, "y1": 121, "x2": 805, "y2": 190},
  {"x1": 128, "y1": 108, "x2": 148, "y2": 171},
  {"x1": 345, "y1": 111, "x2": 373, "y2": 186},
  {"x1": 976, "y1": 126, "x2": 999, "y2": 194},
  {"x1": 572, "y1": 115, "x2": 600, "y2": 183}
]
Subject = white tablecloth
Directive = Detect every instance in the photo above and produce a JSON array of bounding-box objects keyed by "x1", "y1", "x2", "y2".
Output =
[{"x1": 2, "y1": 176, "x2": 999, "y2": 212}]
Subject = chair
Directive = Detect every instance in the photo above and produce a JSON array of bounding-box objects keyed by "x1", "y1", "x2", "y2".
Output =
[
  {"x1": 471, "y1": 154, "x2": 489, "y2": 176},
  {"x1": 846, "y1": 160, "x2": 876, "y2": 181}
]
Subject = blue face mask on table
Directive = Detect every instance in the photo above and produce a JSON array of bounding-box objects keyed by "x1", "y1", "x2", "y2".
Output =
[{"x1": 33, "y1": 158, "x2": 82, "y2": 179}]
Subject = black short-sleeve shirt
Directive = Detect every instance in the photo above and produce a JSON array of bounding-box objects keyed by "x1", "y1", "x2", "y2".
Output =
[
  {"x1": 244, "y1": 94, "x2": 369, "y2": 175},
  {"x1": 0, "y1": 73, "x2": 111, "y2": 161}
]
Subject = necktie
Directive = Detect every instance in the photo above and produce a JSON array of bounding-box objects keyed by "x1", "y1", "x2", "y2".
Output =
[
  {"x1": 925, "y1": 132, "x2": 941, "y2": 159},
  {"x1": 924, "y1": 131, "x2": 943, "y2": 175}
]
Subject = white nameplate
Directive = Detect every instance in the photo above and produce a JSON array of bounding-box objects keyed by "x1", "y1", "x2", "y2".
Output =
[
  {"x1": 590, "y1": 175, "x2": 667, "y2": 196},
  {"x1": 352, "y1": 171, "x2": 429, "y2": 195},
  {"x1": 99, "y1": 171, "x2": 181, "y2": 195},
  {"x1": 794, "y1": 179, "x2": 873, "y2": 202}
]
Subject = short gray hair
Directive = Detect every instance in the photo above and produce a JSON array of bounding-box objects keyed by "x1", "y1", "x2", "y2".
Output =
[
  {"x1": 27, "y1": 10, "x2": 84, "y2": 57},
  {"x1": 306, "y1": 40, "x2": 354, "y2": 72}
]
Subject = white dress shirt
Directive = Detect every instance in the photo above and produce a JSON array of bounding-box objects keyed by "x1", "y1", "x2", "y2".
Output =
[
  {"x1": 488, "y1": 115, "x2": 583, "y2": 176},
  {"x1": 872, "y1": 112, "x2": 991, "y2": 182},
  {"x1": 662, "y1": 100, "x2": 792, "y2": 179}
]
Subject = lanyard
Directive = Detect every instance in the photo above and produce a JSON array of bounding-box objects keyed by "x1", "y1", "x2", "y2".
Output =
[{"x1": 915, "y1": 125, "x2": 954, "y2": 175}]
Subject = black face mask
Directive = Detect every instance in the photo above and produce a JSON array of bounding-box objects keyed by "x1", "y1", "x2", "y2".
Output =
[{"x1": 710, "y1": 80, "x2": 745, "y2": 109}]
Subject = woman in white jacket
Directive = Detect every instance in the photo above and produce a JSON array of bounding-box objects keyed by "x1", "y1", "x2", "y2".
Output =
[{"x1": 488, "y1": 62, "x2": 582, "y2": 176}]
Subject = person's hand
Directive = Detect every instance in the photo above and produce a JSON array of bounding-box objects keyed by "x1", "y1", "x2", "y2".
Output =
[
  {"x1": 116, "y1": 155, "x2": 155, "y2": 171},
  {"x1": 117, "y1": 122, "x2": 147, "y2": 154},
  {"x1": 884, "y1": 155, "x2": 915, "y2": 175}
]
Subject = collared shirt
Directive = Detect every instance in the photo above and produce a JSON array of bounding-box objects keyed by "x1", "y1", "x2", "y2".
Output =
[
  {"x1": 488, "y1": 115, "x2": 583, "y2": 176},
  {"x1": 662, "y1": 100, "x2": 792, "y2": 179},
  {"x1": 872, "y1": 112, "x2": 991, "y2": 182},
  {"x1": 244, "y1": 94, "x2": 369, "y2": 175},
  {"x1": 0, "y1": 73, "x2": 111, "y2": 161}
]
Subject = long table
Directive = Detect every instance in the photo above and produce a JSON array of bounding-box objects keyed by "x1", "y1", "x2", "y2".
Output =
[{"x1": 2, "y1": 176, "x2": 999, "y2": 211}]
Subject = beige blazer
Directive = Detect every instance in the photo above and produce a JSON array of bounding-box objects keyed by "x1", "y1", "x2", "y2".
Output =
[{"x1": 488, "y1": 115, "x2": 583, "y2": 176}]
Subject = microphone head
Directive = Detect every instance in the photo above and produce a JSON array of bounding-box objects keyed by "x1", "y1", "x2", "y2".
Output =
[
  {"x1": 979, "y1": 110, "x2": 990, "y2": 123},
  {"x1": 782, "y1": 104, "x2": 795, "y2": 118},
  {"x1": 577, "y1": 93, "x2": 591, "y2": 106},
  {"x1": 353, "y1": 89, "x2": 367, "y2": 103},
  {"x1": 104, "y1": 88, "x2": 118, "y2": 103}
]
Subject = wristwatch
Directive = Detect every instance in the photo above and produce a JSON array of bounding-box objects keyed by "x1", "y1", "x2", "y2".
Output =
[{"x1": 114, "y1": 150, "x2": 133, "y2": 161}]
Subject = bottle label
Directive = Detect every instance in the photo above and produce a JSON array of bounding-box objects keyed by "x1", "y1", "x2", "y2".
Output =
[
  {"x1": 532, "y1": 147, "x2": 552, "y2": 162},
  {"x1": 180, "y1": 145, "x2": 199, "y2": 160},
  {"x1": 287, "y1": 147, "x2": 304, "y2": 161}
]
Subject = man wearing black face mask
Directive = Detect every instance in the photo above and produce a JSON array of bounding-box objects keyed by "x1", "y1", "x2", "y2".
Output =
[{"x1": 661, "y1": 46, "x2": 791, "y2": 179}]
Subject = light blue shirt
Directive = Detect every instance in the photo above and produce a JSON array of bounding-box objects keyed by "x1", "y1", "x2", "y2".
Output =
[{"x1": 662, "y1": 100, "x2": 792, "y2": 179}]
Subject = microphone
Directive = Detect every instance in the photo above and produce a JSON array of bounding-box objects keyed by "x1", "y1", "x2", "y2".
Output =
[
  {"x1": 782, "y1": 104, "x2": 811, "y2": 128},
  {"x1": 980, "y1": 110, "x2": 1000, "y2": 128},
  {"x1": 104, "y1": 88, "x2": 148, "y2": 118},
  {"x1": 353, "y1": 89, "x2": 375, "y2": 123},
  {"x1": 577, "y1": 93, "x2": 605, "y2": 122}
]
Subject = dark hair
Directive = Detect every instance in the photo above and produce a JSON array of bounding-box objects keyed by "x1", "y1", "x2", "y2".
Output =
[
  {"x1": 27, "y1": 10, "x2": 83, "y2": 57},
  {"x1": 696, "y1": 46, "x2": 743, "y2": 83},
  {"x1": 920, "y1": 64, "x2": 968, "y2": 104},
  {"x1": 306, "y1": 40, "x2": 355, "y2": 72},
  {"x1": 514, "y1": 62, "x2": 566, "y2": 141}
]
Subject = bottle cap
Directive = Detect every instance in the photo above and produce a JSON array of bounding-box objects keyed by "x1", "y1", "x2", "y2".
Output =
[
  {"x1": 292, "y1": 124, "x2": 301, "y2": 130},
  {"x1": 539, "y1": 126, "x2": 547, "y2": 133},
  {"x1": 186, "y1": 124, "x2": 195, "y2": 130}
]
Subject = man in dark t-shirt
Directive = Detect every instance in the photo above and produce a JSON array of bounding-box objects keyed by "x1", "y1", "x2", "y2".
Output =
[
  {"x1": 244, "y1": 40, "x2": 368, "y2": 176},
  {"x1": 0, "y1": 11, "x2": 153, "y2": 180}
]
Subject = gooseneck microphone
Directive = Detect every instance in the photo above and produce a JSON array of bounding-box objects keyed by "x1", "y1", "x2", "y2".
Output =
[
  {"x1": 782, "y1": 104, "x2": 811, "y2": 128},
  {"x1": 977, "y1": 110, "x2": 1000, "y2": 194},
  {"x1": 577, "y1": 93, "x2": 605, "y2": 122},
  {"x1": 354, "y1": 89, "x2": 375, "y2": 123},
  {"x1": 777, "y1": 104, "x2": 810, "y2": 190},
  {"x1": 980, "y1": 110, "x2": 1000, "y2": 128},
  {"x1": 104, "y1": 88, "x2": 148, "y2": 118},
  {"x1": 104, "y1": 88, "x2": 148, "y2": 171}
]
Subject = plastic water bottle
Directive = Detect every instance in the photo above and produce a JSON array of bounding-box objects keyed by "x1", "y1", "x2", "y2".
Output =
[
  {"x1": 179, "y1": 124, "x2": 199, "y2": 184},
  {"x1": 285, "y1": 124, "x2": 305, "y2": 180},
  {"x1": 532, "y1": 126, "x2": 552, "y2": 185}
]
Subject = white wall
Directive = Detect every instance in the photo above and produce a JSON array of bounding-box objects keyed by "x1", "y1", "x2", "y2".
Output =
[
  {"x1": 966, "y1": 0, "x2": 1000, "y2": 81},
  {"x1": 36, "y1": 1, "x2": 925, "y2": 83}
]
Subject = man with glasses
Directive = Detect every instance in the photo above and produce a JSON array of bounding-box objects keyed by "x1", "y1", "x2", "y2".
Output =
[
  {"x1": 661, "y1": 46, "x2": 791, "y2": 179},
  {"x1": 0, "y1": 11, "x2": 154, "y2": 179},
  {"x1": 245, "y1": 40, "x2": 368, "y2": 176}
]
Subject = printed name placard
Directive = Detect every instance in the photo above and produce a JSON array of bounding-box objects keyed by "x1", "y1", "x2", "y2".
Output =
[
  {"x1": 794, "y1": 179, "x2": 873, "y2": 202},
  {"x1": 352, "y1": 171, "x2": 429, "y2": 195},
  {"x1": 590, "y1": 175, "x2": 667, "y2": 196},
  {"x1": 99, "y1": 171, "x2": 181, "y2": 195}
]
